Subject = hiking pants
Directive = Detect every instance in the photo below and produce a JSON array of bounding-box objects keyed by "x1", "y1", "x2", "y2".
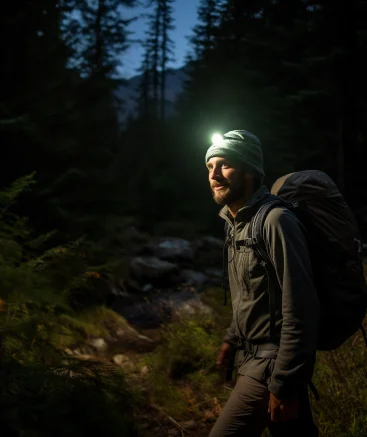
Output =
[{"x1": 209, "y1": 375, "x2": 318, "y2": 437}]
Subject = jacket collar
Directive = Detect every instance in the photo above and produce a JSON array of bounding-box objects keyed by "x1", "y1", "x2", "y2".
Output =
[{"x1": 219, "y1": 185, "x2": 271, "y2": 225}]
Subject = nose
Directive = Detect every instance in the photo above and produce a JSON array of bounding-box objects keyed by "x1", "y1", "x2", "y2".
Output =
[{"x1": 210, "y1": 165, "x2": 222, "y2": 181}]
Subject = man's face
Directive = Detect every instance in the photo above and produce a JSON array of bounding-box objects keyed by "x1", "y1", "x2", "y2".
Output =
[{"x1": 207, "y1": 156, "x2": 248, "y2": 206}]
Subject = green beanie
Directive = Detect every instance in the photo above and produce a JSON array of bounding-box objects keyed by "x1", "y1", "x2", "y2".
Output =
[{"x1": 205, "y1": 130, "x2": 264, "y2": 180}]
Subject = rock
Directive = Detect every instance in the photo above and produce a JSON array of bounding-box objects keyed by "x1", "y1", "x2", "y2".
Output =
[
  {"x1": 123, "y1": 226, "x2": 148, "y2": 242},
  {"x1": 112, "y1": 354, "x2": 135, "y2": 371},
  {"x1": 140, "y1": 365, "x2": 149, "y2": 376},
  {"x1": 154, "y1": 238, "x2": 194, "y2": 261},
  {"x1": 115, "y1": 300, "x2": 164, "y2": 329},
  {"x1": 172, "y1": 298, "x2": 213, "y2": 320},
  {"x1": 193, "y1": 236, "x2": 223, "y2": 267},
  {"x1": 76, "y1": 353, "x2": 94, "y2": 360},
  {"x1": 180, "y1": 269, "x2": 208, "y2": 286},
  {"x1": 142, "y1": 283, "x2": 154, "y2": 293},
  {"x1": 108, "y1": 283, "x2": 129, "y2": 298},
  {"x1": 180, "y1": 420, "x2": 198, "y2": 430},
  {"x1": 137, "y1": 333, "x2": 154, "y2": 343},
  {"x1": 65, "y1": 349, "x2": 95, "y2": 360},
  {"x1": 130, "y1": 256, "x2": 179, "y2": 282},
  {"x1": 116, "y1": 289, "x2": 214, "y2": 328},
  {"x1": 204, "y1": 267, "x2": 223, "y2": 284},
  {"x1": 109, "y1": 323, "x2": 157, "y2": 351},
  {"x1": 200, "y1": 236, "x2": 223, "y2": 249},
  {"x1": 88, "y1": 338, "x2": 108, "y2": 352}
]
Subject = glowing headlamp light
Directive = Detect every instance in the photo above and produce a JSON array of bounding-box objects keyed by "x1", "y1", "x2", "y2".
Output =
[{"x1": 211, "y1": 133, "x2": 223, "y2": 144}]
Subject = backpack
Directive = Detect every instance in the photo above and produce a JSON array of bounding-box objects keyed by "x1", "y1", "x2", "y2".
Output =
[{"x1": 246, "y1": 170, "x2": 367, "y2": 351}]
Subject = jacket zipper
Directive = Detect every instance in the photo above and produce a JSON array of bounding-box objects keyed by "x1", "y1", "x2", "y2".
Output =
[{"x1": 232, "y1": 221, "x2": 249, "y2": 339}]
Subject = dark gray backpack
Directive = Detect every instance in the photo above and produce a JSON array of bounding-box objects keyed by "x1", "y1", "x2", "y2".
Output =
[{"x1": 248, "y1": 170, "x2": 367, "y2": 351}]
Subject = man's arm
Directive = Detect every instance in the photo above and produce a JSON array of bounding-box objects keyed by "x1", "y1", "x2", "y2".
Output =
[
  {"x1": 263, "y1": 207, "x2": 320, "y2": 399},
  {"x1": 217, "y1": 319, "x2": 238, "y2": 381},
  {"x1": 223, "y1": 317, "x2": 238, "y2": 347}
]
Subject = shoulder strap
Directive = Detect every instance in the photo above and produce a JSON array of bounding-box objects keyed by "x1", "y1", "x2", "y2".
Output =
[
  {"x1": 248, "y1": 195, "x2": 288, "y2": 265},
  {"x1": 223, "y1": 221, "x2": 232, "y2": 306},
  {"x1": 248, "y1": 195, "x2": 289, "y2": 342}
]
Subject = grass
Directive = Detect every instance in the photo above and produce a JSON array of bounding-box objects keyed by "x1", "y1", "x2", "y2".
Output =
[
  {"x1": 135, "y1": 285, "x2": 367, "y2": 437},
  {"x1": 312, "y1": 331, "x2": 367, "y2": 437},
  {"x1": 135, "y1": 287, "x2": 232, "y2": 430}
]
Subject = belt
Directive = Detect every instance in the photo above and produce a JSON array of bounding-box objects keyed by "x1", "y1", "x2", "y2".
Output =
[{"x1": 241, "y1": 340, "x2": 279, "y2": 360}]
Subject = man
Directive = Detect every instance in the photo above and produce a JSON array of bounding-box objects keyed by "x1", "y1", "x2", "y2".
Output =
[{"x1": 206, "y1": 130, "x2": 319, "y2": 437}]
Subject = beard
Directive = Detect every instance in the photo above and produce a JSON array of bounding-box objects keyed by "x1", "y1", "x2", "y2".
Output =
[{"x1": 211, "y1": 179, "x2": 247, "y2": 207}]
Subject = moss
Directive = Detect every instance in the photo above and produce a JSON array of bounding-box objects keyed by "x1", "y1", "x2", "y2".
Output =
[{"x1": 142, "y1": 315, "x2": 229, "y2": 420}]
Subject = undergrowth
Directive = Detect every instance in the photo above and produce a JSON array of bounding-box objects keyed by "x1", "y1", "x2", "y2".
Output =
[
  {"x1": 140, "y1": 284, "x2": 367, "y2": 437},
  {"x1": 140, "y1": 287, "x2": 232, "y2": 427},
  {"x1": 0, "y1": 175, "x2": 139, "y2": 436},
  {"x1": 311, "y1": 329, "x2": 367, "y2": 437}
]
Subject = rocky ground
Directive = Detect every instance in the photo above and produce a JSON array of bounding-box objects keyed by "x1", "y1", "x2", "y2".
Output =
[{"x1": 64, "y1": 230, "x2": 231, "y2": 436}]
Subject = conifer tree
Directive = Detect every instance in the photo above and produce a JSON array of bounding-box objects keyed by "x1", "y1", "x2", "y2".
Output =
[{"x1": 138, "y1": 0, "x2": 175, "y2": 120}]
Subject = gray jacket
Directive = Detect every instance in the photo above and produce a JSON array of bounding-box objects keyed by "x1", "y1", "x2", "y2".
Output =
[{"x1": 220, "y1": 186, "x2": 319, "y2": 399}]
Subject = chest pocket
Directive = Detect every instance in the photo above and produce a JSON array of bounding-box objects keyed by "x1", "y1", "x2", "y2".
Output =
[{"x1": 235, "y1": 243, "x2": 267, "y2": 295}]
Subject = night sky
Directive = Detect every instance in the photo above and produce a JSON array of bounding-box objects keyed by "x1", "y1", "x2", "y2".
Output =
[{"x1": 120, "y1": 0, "x2": 200, "y2": 78}]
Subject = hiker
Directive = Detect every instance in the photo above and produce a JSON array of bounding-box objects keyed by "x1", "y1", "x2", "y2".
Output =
[{"x1": 206, "y1": 130, "x2": 319, "y2": 437}]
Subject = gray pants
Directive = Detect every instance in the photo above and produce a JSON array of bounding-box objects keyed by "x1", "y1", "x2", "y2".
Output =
[{"x1": 209, "y1": 375, "x2": 318, "y2": 437}]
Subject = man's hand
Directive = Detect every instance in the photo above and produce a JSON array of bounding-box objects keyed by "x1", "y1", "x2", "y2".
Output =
[
  {"x1": 268, "y1": 392, "x2": 299, "y2": 423},
  {"x1": 216, "y1": 342, "x2": 233, "y2": 367}
]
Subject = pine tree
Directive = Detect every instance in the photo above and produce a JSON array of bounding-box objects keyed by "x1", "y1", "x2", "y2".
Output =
[
  {"x1": 159, "y1": 0, "x2": 175, "y2": 121},
  {"x1": 189, "y1": 0, "x2": 222, "y2": 59},
  {"x1": 138, "y1": 0, "x2": 175, "y2": 120},
  {"x1": 63, "y1": 0, "x2": 137, "y2": 78}
]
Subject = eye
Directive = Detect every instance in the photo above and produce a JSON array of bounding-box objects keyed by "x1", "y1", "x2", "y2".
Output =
[{"x1": 222, "y1": 163, "x2": 229, "y2": 169}]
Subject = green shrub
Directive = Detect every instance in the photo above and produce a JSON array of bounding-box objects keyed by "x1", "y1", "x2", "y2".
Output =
[
  {"x1": 0, "y1": 358, "x2": 139, "y2": 437},
  {"x1": 0, "y1": 176, "x2": 139, "y2": 436},
  {"x1": 312, "y1": 334, "x2": 367, "y2": 437},
  {"x1": 143, "y1": 311, "x2": 229, "y2": 420}
]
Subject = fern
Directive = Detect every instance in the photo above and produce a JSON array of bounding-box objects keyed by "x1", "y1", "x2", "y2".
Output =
[{"x1": 0, "y1": 176, "x2": 139, "y2": 436}]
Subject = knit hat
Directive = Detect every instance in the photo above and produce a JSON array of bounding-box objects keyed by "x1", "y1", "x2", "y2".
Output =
[{"x1": 205, "y1": 130, "x2": 264, "y2": 180}]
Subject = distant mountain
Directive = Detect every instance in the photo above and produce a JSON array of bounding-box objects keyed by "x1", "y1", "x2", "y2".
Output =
[{"x1": 115, "y1": 67, "x2": 187, "y2": 124}]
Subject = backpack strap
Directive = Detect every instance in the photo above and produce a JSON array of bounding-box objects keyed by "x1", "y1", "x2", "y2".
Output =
[
  {"x1": 247, "y1": 195, "x2": 289, "y2": 342},
  {"x1": 223, "y1": 221, "x2": 232, "y2": 306},
  {"x1": 248, "y1": 195, "x2": 287, "y2": 263}
]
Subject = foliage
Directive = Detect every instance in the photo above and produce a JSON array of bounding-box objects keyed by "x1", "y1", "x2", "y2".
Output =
[
  {"x1": 141, "y1": 287, "x2": 232, "y2": 422},
  {"x1": 144, "y1": 316, "x2": 227, "y2": 419},
  {"x1": 311, "y1": 327, "x2": 367, "y2": 436},
  {"x1": 62, "y1": 0, "x2": 137, "y2": 78},
  {"x1": 138, "y1": 0, "x2": 175, "y2": 120},
  {"x1": 0, "y1": 177, "x2": 139, "y2": 436},
  {"x1": 0, "y1": 358, "x2": 139, "y2": 437}
]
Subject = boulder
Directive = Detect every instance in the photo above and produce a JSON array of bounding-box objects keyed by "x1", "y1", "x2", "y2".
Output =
[
  {"x1": 180, "y1": 420, "x2": 198, "y2": 430},
  {"x1": 180, "y1": 269, "x2": 208, "y2": 286},
  {"x1": 116, "y1": 290, "x2": 213, "y2": 329},
  {"x1": 204, "y1": 267, "x2": 223, "y2": 284},
  {"x1": 113, "y1": 323, "x2": 156, "y2": 352},
  {"x1": 171, "y1": 297, "x2": 213, "y2": 321},
  {"x1": 200, "y1": 236, "x2": 223, "y2": 249},
  {"x1": 192, "y1": 236, "x2": 224, "y2": 268},
  {"x1": 154, "y1": 238, "x2": 194, "y2": 261},
  {"x1": 130, "y1": 256, "x2": 179, "y2": 282},
  {"x1": 87, "y1": 338, "x2": 108, "y2": 353},
  {"x1": 112, "y1": 354, "x2": 135, "y2": 371},
  {"x1": 140, "y1": 365, "x2": 149, "y2": 376}
]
